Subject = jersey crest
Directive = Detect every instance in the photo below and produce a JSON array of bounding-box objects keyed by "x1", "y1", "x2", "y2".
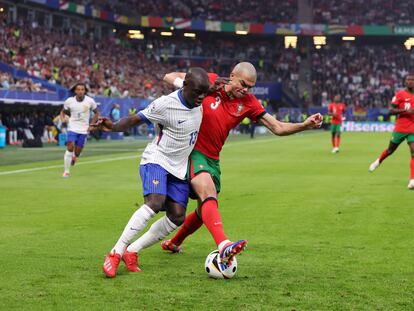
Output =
[{"x1": 236, "y1": 103, "x2": 244, "y2": 115}]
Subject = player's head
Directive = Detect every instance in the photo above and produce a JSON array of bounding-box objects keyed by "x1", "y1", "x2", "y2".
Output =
[
  {"x1": 405, "y1": 74, "x2": 414, "y2": 90},
  {"x1": 182, "y1": 67, "x2": 210, "y2": 107},
  {"x1": 228, "y1": 62, "x2": 257, "y2": 98},
  {"x1": 71, "y1": 83, "x2": 88, "y2": 100},
  {"x1": 334, "y1": 95, "x2": 341, "y2": 102}
]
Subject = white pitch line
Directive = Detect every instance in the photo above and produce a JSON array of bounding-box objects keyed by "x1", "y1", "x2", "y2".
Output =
[
  {"x1": 0, "y1": 154, "x2": 141, "y2": 176},
  {"x1": 0, "y1": 131, "x2": 324, "y2": 176}
]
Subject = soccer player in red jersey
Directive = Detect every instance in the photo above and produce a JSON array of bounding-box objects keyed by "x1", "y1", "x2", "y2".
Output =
[
  {"x1": 160, "y1": 62, "x2": 323, "y2": 264},
  {"x1": 369, "y1": 74, "x2": 414, "y2": 189},
  {"x1": 328, "y1": 95, "x2": 346, "y2": 153}
]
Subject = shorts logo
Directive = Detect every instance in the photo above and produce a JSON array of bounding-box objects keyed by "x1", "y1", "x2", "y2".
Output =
[
  {"x1": 199, "y1": 164, "x2": 204, "y2": 169},
  {"x1": 152, "y1": 179, "x2": 159, "y2": 185}
]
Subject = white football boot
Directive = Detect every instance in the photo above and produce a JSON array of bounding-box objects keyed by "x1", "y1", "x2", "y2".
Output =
[{"x1": 369, "y1": 159, "x2": 380, "y2": 172}]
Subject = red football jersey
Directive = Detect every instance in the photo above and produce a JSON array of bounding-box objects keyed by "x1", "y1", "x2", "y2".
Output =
[
  {"x1": 328, "y1": 102, "x2": 346, "y2": 124},
  {"x1": 194, "y1": 73, "x2": 267, "y2": 159},
  {"x1": 391, "y1": 89, "x2": 414, "y2": 133}
]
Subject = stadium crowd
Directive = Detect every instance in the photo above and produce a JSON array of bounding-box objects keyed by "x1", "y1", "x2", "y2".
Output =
[
  {"x1": 0, "y1": 72, "x2": 48, "y2": 92},
  {"x1": 313, "y1": 0, "x2": 414, "y2": 25},
  {"x1": 311, "y1": 44, "x2": 413, "y2": 108},
  {"x1": 57, "y1": 0, "x2": 414, "y2": 25},
  {"x1": 72, "y1": 0, "x2": 297, "y2": 23},
  {"x1": 0, "y1": 19, "x2": 299, "y2": 98}
]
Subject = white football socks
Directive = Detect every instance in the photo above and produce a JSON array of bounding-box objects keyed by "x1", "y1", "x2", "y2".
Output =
[
  {"x1": 127, "y1": 216, "x2": 177, "y2": 253},
  {"x1": 112, "y1": 204, "x2": 156, "y2": 255},
  {"x1": 64, "y1": 150, "x2": 73, "y2": 173}
]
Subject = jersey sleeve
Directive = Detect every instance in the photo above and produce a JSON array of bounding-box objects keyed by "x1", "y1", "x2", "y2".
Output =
[
  {"x1": 247, "y1": 95, "x2": 267, "y2": 122},
  {"x1": 90, "y1": 98, "x2": 98, "y2": 111},
  {"x1": 208, "y1": 73, "x2": 218, "y2": 84},
  {"x1": 391, "y1": 92, "x2": 401, "y2": 107},
  {"x1": 63, "y1": 99, "x2": 70, "y2": 111},
  {"x1": 138, "y1": 97, "x2": 167, "y2": 125}
]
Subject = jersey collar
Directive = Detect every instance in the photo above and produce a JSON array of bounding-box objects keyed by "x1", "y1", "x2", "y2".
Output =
[{"x1": 178, "y1": 89, "x2": 195, "y2": 109}]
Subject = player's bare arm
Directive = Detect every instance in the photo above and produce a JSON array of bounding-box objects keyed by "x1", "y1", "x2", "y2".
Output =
[
  {"x1": 164, "y1": 72, "x2": 186, "y2": 87},
  {"x1": 62, "y1": 108, "x2": 70, "y2": 117},
  {"x1": 259, "y1": 113, "x2": 323, "y2": 136},
  {"x1": 93, "y1": 115, "x2": 142, "y2": 132},
  {"x1": 389, "y1": 107, "x2": 414, "y2": 115},
  {"x1": 88, "y1": 109, "x2": 100, "y2": 131},
  {"x1": 164, "y1": 72, "x2": 229, "y2": 92}
]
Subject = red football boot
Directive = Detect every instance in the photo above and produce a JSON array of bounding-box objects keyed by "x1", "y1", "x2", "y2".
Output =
[
  {"x1": 122, "y1": 250, "x2": 142, "y2": 272},
  {"x1": 161, "y1": 240, "x2": 182, "y2": 253},
  {"x1": 102, "y1": 251, "x2": 121, "y2": 278}
]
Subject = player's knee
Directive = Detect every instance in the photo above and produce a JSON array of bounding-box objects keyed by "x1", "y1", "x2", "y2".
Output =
[
  {"x1": 167, "y1": 210, "x2": 185, "y2": 226},
  {"x1": 387, "y1": 148, "x2": 395, "y2": 155},
  {"x1": 170, "y1": 214, "x2": 185, "y2": 226},
  {"x1": 194, "y1": 186, "x2": 217, "y2": 201},
  {"x1": 145, "y1": 198, "x2": 165, "y2": 213}
]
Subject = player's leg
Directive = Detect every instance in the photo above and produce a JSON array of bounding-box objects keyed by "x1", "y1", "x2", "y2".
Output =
[
  {"x1": 330, "y1": 124, "x2": 336, "y2": 152},
  {"x1": 407, "y1": 140, "x2": 414, "y2": 189},
  {"x1": 331, "y1": 125, "x2": 340, "y2": 153},
  {"x1": 72, "y1": 134, "x2": 87, "y2": 166},
  {"x1": 163, "y1": 199, "x2": 203, "y2": 252},
  {"x1": 127, "y1": 174, "x2": 189, "y2": 252},
  {"x1": 192, "y1": 173, "x2": 246, "y2": 264},
  {"x1": 369, "y1": 133, "x2": 403, "y2": 172},
  {"x1": 335, "y1": 132, "x2": 341, "y2": 150},
  {"x1": 103, "y1": 164, "x2": 167, "y2": 277},
  {"x1": 63, "y1": 132, "x2": 76, "y2": 177},
  {"x1": 163, "y1": 151, "x2": 217, "y2": 251},
  {"x1": 125, "y1": 201, "x2": 186, "y2": 271},
  {"x1": 163, "y1": 172, "x2": 217, "y2": 252}
]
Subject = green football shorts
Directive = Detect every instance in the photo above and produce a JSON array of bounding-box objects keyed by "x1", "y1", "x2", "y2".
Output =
[
  {"x1": 330, "y1": 123, "x2": 342, "y2": 133},
  {"x1": 390, "y1": 132, "x2": 414, "y2": 144},
  {"x1": 188, "y1": 149, "x2": 221, "y2": 194}
]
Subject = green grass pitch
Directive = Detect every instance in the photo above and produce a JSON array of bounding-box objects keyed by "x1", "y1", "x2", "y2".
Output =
[{"x1": 0, "y1": 132, "x2": 413, "y2": 310}]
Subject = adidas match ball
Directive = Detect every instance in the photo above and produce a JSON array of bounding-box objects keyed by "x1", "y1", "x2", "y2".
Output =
[{"x1": 204, "y1": 250, "x2": 238, "y2": 279}]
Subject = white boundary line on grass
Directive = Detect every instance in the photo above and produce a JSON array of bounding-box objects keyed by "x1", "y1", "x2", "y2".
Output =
[
  {"x1": 0, "y1": 131, "x2": 324, "y2": 176},
  {"x1": 0, "y1": 154, "x2": 141, "y2": 176}
]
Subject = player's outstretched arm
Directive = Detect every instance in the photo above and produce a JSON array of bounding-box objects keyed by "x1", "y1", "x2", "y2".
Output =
[
  {"x1": 88, "y1": 109, "x2": 100, "y2": 132},
  {"x1": 389, "y1": 106, "x2": 414, "y2": 115},
  {"x1": 92, "y1": 115, "x2": 141, "y2": 132},
  {"x1": 164, "y1": 72, "x2": 186, "y2": 88},
  {"x1": 164, "y1": 72, "x2": 229, "y2": 92},
  {"x1": 259, "y1": 113, "x2": 323, "y2": 136}
]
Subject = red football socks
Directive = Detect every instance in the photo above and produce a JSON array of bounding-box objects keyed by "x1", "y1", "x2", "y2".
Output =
[
  {"x1": 336, "y1": 136, "x2": 341, "y2": 148},
  {"x1": 331, "y1": 137, "x2": 336, "y2": 147},
  {"x1": 379, "y1": 148, "x2": 390, "y2": 163},
  {"x1": 170, "y1": 211, "x2": 203, "y2": 246},
  {"x1": 410, "y1": 156, "x2": 414, "y2": 179},
  {"x1": 201, "y1": 198, "x2": 228, "y2": 246}
]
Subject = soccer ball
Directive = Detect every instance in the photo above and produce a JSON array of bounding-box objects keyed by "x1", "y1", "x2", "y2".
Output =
[{"x1": 204, "y1": 250, "x2": 238, "y2": 279}]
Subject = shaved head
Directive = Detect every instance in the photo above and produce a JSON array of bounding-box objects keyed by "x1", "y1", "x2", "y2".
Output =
[
  {"x1": 226, "y1": 62, "x2": 257, "y2": 98},
  {"x1": 232, "y1": 62, "x2": 257, "y2": 81}
]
